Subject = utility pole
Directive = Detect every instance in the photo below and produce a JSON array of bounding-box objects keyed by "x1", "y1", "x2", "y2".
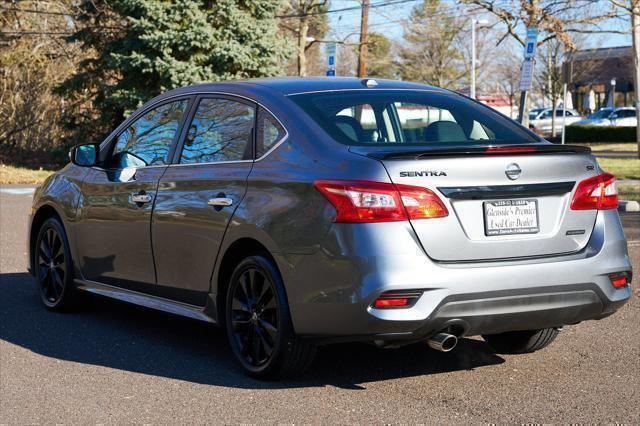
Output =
[
  {"x1": 471, "y1": 19, "x2": 477, "y2": 99},
  {"x1": 357, "y1": 0, "x2": 370, "y2": 78},
  {"x1": 632, "y1": 2, "x2": 640, "y2": 158},
  {"x1": 471, "y1": 19, "x2": 489, "y2": 99}
]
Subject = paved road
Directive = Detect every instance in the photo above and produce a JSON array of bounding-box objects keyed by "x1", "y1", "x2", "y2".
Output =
[{"x1": 1, "y1": 189, "x2": 639, "y2": 423}]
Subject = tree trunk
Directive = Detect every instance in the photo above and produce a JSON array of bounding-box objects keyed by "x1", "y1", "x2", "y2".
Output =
[
  {"x1": 632, "y1": 4, "x2": 640, "y2": 158},
  {"x1": 357, "y1": 0, "x2": 370, "y2": 78},
  {"x1": 297, "y1": 18, "x2": 309, "y2": 77}
]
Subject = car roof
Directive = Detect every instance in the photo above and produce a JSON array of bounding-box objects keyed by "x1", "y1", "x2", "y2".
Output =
[
  {"x1": 160, "y1": 77, "x2": 446, "y2": 99},
  {"x1": 242, "y1": 77, "x2": 444, "y2": 95}
]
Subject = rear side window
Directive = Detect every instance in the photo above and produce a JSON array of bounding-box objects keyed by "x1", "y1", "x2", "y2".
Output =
[
  {"x1": 618, "y1": 109, "x2": 636, "y2": 118},
  {"x1": 256, "y1": 108, "x2": 286, "y2": 157},
  {"x1": 111, "y1": 100, "x2": 188, "y2": 168},
  {"x1": 180, "y1": 98, "x2": 255, "y2": 164},
  {"x1": 289, "y1": 90, "x2": 538, "y2": 146}
]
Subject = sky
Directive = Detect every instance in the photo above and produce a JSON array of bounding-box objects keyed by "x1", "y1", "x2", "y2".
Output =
[{"x1": 327, "y1": 0, "x2": 632, "y2": 53}]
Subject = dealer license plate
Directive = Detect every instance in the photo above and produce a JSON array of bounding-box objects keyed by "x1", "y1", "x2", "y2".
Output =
[{"x1": 483, "y1": 199, "x2": 539, "y2": 236}]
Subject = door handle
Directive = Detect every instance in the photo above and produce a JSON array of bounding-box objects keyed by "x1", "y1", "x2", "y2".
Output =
[
  {"x1": 131, "y1": 192, "x2": 153, "y2": 204},
  {"x1": 207, "y1": 197, "x2": 233, "y2": 207}
]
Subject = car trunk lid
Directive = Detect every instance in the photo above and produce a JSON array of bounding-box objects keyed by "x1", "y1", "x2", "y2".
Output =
[{"x1": 352, "y1": 144, "x2": 600, "y2": 262}]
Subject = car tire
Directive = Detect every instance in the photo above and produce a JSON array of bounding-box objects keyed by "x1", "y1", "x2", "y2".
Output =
[
  {"x1": 225, "y1": 254, "x2": 316, "y2": 379},
  {"x1": 483, "y1": 328, "x2": 559, "y2": 354},
  {"x1": 34, "y1": 217, "x2": 77, "y2": 311}
]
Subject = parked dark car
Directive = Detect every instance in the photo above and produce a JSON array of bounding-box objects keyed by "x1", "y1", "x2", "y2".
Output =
[{"x1": 29, "y1": 78, "x2": 632, "y2": 379}]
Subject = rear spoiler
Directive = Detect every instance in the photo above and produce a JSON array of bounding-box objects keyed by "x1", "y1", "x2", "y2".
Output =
[{"x1": 366, "y1": 144, "x2": 591, "y2": 160}]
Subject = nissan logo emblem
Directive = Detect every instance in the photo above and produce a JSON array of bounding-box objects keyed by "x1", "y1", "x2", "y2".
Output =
[{"x1": 505, "y1": 163, "x2": 522, "y2": 180}]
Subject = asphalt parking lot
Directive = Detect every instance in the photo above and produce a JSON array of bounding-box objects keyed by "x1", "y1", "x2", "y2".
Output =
[{"x1": 1, "y1": 188, "x2": 638, "y2": 423}]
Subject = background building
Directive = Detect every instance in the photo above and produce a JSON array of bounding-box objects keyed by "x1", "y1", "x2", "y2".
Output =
[{"x1": 563, "y1": 46, "x2": 634, "y2": 112}]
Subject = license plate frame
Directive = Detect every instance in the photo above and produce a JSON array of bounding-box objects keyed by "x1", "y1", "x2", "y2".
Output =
[{"x1": 483, "y1": 199, "x2": 540, "y2": 236}]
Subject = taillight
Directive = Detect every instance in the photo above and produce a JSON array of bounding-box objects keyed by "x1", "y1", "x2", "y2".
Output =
[
  {"x1": 571, "y1": 173, "x2": 618, "y2": 210},
  {"x1": 314, "y1": 180, "x2": 448, "y2": 223},
  {"x1": 396, "y1": 184, "x2": 449, "y2": 219}
]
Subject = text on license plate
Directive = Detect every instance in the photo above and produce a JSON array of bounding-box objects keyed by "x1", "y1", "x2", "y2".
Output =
[{"x1": 483, "y1": 199, "x2": 539, "y2": 236}]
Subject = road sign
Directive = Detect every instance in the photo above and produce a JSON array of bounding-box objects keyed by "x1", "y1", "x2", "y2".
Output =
[
  {"x1": 519, "y1": 59, "x2": 534, "y2": 91},
  {"x1": 326, "y1": 43, "x2": 337, "y2": 77},
  {"x1": 523, "y1": 27, "x2": 538, "y2": 59}
]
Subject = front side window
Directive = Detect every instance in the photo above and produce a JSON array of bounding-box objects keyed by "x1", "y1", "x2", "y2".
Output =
[
  {"x1": 111, "y1": 100, "x2": 188, "y2": 168},
  {"x1": 180, "y1": 98, "x2": 255, "y2": 164},
  {"x1": 289, "y1": 90, "x2": 538, "y2": 146}
]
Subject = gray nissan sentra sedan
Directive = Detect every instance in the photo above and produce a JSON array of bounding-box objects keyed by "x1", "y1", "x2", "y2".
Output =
[{"x1": 29, "y1": 78, "x2": 632, "y2": 378}]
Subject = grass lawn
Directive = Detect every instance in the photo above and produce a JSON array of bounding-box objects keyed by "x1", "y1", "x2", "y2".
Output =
[
  {"x1": 0, "y1": 164, "x2": 54, "y2": 185},
  {"x1": 583, "y1": 142, "x2": 639, "y2": 152},
  {"x1": 597, "y1": 157, "x2": 640, "y2": 180},
  {"x1": 618, "y1": 183, "x2": 640, "y2": 202}
]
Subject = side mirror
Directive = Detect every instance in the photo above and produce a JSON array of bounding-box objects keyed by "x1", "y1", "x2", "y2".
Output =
[{"x1": 69, "y1": 143, "x2": 99, "y2": 167}]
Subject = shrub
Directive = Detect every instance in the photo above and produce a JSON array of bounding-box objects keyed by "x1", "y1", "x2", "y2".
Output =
[{"x1": 565, "y1": 125, "x2": 637, "y2": 143}]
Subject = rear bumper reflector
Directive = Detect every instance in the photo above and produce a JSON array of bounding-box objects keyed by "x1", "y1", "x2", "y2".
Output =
[
  {"x1": 609, "y1": 272, "x2": 632, "y2": 288},
  {"x1": 372, "y1": 290, "x2": 423, "y2": 309}
]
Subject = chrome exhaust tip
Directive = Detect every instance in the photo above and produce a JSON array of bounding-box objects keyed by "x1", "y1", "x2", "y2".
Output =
[{"x1": 427, "y1": 333, "x2": 458, "y2": 352}]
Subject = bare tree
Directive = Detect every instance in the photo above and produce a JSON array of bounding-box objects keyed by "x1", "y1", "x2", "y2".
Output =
[
  {"x1": 463, "y1": 0, "x2": 621, "y2": 125},
  {"x1": 462, "y1": 0, "x2": 621, "y2": 49},
  {"x1": 0, "y1": 0, "x2": 87, "y2": 166},
  {"x1": 535, "y1": 39, "x2": 565, "y2": 137},
  {"x1": 491, "y1": 47, "x2": 522, "y2": 118},
  {"x1": 398, "y1": 0, "x2": 467, "y2": 89},
  {"x1": 609, "y1": 0, "x2": 640, "y2": 158},
  {"x1": 280, "y1": 0, "x2": 330, "y2": 76}
]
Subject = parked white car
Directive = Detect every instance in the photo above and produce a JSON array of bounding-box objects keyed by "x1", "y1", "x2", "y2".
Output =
[
  {"x1": 529, "y1": 108, "x2": 583, "y2": 136},
  {"x1": 572, "y1": 107, "x2": 637, "y2": 127}
]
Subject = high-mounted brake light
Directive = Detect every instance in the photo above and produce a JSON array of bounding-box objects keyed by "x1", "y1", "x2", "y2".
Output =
[
  {"x1": 571, "y1": 173, "x2": 618, "y2": 210},
  {"x1": 485, "y1": 146, "x2": 537, "y2": 154},
  {"x1": 314, "y1": 180, "x2": 448, "y2": 223}
]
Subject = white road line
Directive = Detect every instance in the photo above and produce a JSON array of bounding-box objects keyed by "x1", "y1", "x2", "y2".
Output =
[{"x1": 0, "y1": 188, "x2": 35, "y2": 195}]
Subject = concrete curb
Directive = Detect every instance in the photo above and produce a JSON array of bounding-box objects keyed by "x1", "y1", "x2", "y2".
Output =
[{"x1": 619, "y1": 200, "x2": 640, "y2": 212}]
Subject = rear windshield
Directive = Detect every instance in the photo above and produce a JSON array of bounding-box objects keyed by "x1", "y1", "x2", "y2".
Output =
[{"x1": 289, "y1": 90, "x2": 538, "y2": 146}]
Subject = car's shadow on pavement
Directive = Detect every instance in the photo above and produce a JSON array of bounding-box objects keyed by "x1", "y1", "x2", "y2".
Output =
[{"x1": 0, "y1": 272, "x2": 505, "y2": 389}]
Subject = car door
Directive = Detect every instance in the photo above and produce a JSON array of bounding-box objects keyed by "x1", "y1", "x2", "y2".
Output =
[
  {"x1": 75, "y1": 98, "x2": 191, "y2": 288},
  {"x1": 151, "y1": 95, "x2": 267, "y2": 305},
  {"x1": 536, "y1": 110, "x2": 552, "y2": 133},
  {"x1": 617, "y1": 109, "x2": 637, "y2": 126}
]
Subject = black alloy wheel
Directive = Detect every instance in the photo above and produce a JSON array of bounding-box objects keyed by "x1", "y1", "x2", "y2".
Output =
[
  {"x1": 35, "y1": 218, "x2": 75, "y2": 310},
  {"x1": 225, "y1": 255, "x2": 316, "y2": 379},
  {"x1": 229, "y1": 267, "x2": 279, "y2": 367}
]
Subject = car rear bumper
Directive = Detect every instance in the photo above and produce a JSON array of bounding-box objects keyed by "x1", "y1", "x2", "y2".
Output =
[{"x1": 277, "y1": 209, "x2": 632, "y2": 342}]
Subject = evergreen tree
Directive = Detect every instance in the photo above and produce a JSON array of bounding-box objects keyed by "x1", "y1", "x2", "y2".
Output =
[
  {"x1": 398, "y1": 0, "x2": 466, "y2": 88},
  {"x1": 366, "y1": 32, "x2": 395, "y2": 79},
  {"x1": 59, "y1": 0, "x2": 290, "y2": 130}
]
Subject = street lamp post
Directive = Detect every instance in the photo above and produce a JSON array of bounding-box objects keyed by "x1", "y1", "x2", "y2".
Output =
[
  {"x1": 470, "y1": 19, "x2": 489, "y2": 99},
  {"x1": 610, "y1": 78, "x2": 616, "y2": 108}
]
